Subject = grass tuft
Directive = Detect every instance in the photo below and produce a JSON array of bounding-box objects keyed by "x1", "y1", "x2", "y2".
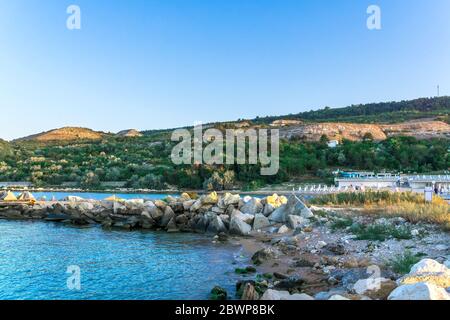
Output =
[
  {"x1": 388, "y1": 251, "x2": 423, "y2": 274},
  {"x1": 350, "y1": 223, "x2": 412, "y2": 241}
]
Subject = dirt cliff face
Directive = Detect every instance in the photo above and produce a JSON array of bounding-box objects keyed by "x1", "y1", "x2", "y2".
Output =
[
  {"x1": 279, "y1": 120, "x2": 450, "y2": 142},
  {"x1": 280, "y1": 123, "x2": 387, "y2": 141},
  {"x1": 117, "y1": 129, "x2": 143, "y2": 137},
  {"x1": 271, "y1": 119, "x2": 303, "y2": 127},
  {"x1": 15, "y1": 127, "x2": 106, "y2": 142},
  {"x1": 380, "y1": 121, "x2": 450, "y2": 139}
]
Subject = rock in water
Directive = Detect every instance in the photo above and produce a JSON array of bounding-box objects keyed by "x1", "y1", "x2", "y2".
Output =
[
  {"x1": 207, "y1": 215, "x2": 227, "y2": 234},
  {"x1": 166, "y1": 217, "x2": 179, "y2": 233},
  {"x1": 241, "y1": 283, "x2": 259, "y2": 300},
  {"x1": 210, "y1": 286, "x2": 227, "y2": 300},
  {"x1": 388, "y1": 283, "x2": 450, "y2": 300},
  {"x1": 229, "y1": 216, "x2": 252, "y2": 236},
  {"x1": 160, "y1": 206, "x2": 175, "y2": 227},
  {"x1": 251, "y1": 248, "x2": 275, "y2": 265},
  {"x1": 253, "y1": 214, "x2": 271, "y2": 230}
]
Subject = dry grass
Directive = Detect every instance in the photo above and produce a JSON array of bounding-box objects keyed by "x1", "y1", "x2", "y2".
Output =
[
  {"x1": 311, "y1": 191, "x2": 450, "y2": 230},
  {"x1": 380, "y1": 201, "x2": 450, "y2": 231}
]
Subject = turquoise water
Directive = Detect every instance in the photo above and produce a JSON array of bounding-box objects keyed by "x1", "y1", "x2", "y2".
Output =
[
  {"x1": 10, "y1": 191, "x2": 266, "y2": 201},
  {"x1": 11, "y1": 191, "x2": 176, "y2": 201},
  {"x1": 0, "y1": 220, "x2": 245, "y2": 300}
]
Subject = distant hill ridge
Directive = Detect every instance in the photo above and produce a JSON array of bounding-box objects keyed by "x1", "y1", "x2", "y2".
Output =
[
  {"x1": 250, "y1": 96, "x2": 450, "y2": 124},
  {"x1": 7, "y1": 96, "x2": 450, "y2": 142},
  {"x1": 14, "y1": 127, "x2": 107, "y2": 142}
]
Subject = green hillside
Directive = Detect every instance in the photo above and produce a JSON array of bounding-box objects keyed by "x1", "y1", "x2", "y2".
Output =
[
  {"x1": 1, "y1": 96, "x2": 449, "y2": 190},
  {"x1": 251, "y1": 96, "x2": 450, "y2": 125}
]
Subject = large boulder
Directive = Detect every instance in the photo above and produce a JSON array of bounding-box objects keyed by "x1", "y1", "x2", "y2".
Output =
[
  {"x1": 353, "y1": 278, "x2": 397, "y2": 300},
  {"x1": 190, "y1": 199, "x2": 203, "y2": 212},
  {"x1": 268, "y1": 195, "x2": 313, "y2": 223},
  {"x1": 410, "y1": 259, "x2": 448, "y2": 274},
  {"x1": 144, "y1": 201, "x2": 165, "y2": 220},
  {"x1": 207, "y1": 215, "x2": 227, "y2": 234},
  {"x1": 328, "y1": 295, "x2": 350, "y2": 300},
  {"x1": 166, "y1": 217, "x2": 179, "y2": 233},
  {"x1": 180, "y1": 193, "x2": 191, "y2": 201},
  {"x1": 252, "y1": 248, "x2": 276, "y2": 265},
  {"x1": 203, "y1": 192, "x2": 219, "y2": 205},
  {"x1": 240, "y1": 197, "x2": 263, "y2": 215},
  {"x1": 260, "y1": 289, "x2": 314, "y2": 301},
  {"x1": 229, "y1": 216, "x2": 252, "y2": 236},
  {"x1": 287, "y1": 215, "x2": 309, "y2": 229},
  {"x1": 64, "y1": 196, "x2": 84, "y2": 202},
  {"x1": 397, "y1": 259, "x2": 450, "y2": 288},
  {"x1": 160, "y1": 206, "x2": 175, "y2": 227},
  {"x1": 388, "y1": 283, "x2": 450, "y2": 300},
  {"x1": 124, "y1": 199, "x2": 144, "y2": 208},
  {"x1": 193, "y1": 215, "x2": 209, "y2": 233},
  {"x1": 253, "y1": 214, "x2": 271, "y2": 230},
  {"x1": 76, "y1": 202, "x2": 94, "y2": 212},
  {"x1": 153, "y1": 200, "x2": 167, "y2": 210},
  {"x1": 222, "y1": 193, "x2": 241, "y2": 206},
  {"x1": 140, "y1": 211, "x2": 155, "y2": 229},
  {"x1": 277, "y1": 225, "x2": 290, "y2": 234},
  {"x1": 262, "y1": 204, "x2": 275, "y2": 216},
  {"x1": 445, "y1": 260, "x2": 450, "y2": 269},
  {"x1": 265, "y1": 194, "x2": 288, "y2": 208},
  {"x1": 241, "y1": 283, "x2": 260, "y2": 300},
  {"x1": 149, "y1": 207, "x2": 163, "y2": 222},
  {"x1": 231, "y1": 209, "x2": 254, "y2": 224},
  {"x1": 182, "y1": 200, "x2": 196, "y2": 211}
]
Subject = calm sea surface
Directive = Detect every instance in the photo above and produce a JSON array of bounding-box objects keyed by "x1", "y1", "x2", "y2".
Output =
[
  {"x1": 0, "y1": 220, "x2": 246, "y2": 300},
  {"x1": 11, "y1": 191, "x2": 176, "y2": 201}
]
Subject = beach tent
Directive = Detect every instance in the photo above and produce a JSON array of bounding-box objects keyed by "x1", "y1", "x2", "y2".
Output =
[
  {"x1": 17, "y1": 191, "x2": 36, "y2": 201},
  {"x1": 1, "y1": 191, "x2": 17, "y2": 201}
]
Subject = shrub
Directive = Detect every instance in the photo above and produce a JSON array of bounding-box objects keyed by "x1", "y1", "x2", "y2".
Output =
[
  {"x1": 388, "y1": 251, "x2": 423, "y2": 274},
  {"x1": 351, "y1": 223, "x2": 412, "y2": 241}
]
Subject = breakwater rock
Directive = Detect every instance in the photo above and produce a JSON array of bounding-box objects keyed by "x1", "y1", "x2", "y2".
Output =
[{"x1": 0, "y1": 192, "x2": 314, "y2": 235}]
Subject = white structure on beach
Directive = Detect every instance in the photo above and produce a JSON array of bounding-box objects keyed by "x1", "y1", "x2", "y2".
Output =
[
  {"x1": 335, "y1": 172, "x2": 400, "y2": 189},
  {"x1": 335, "y1": 172, "x2": 450, "y2": 193},
  {"x1": 407, "y1": 175, "x2": 450, "y2": 192}
]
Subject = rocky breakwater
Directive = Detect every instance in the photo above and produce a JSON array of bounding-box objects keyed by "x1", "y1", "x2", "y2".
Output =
[{"x1": 0, "y1": 192, "x2": 315, "y2": 235}]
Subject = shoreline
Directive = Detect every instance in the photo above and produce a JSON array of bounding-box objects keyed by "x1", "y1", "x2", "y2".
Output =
[
  {"x1": 0, "y1": 191, "x2": 449, "y2": 300},
  {"x1": 0, "y1": 187, "x2": 301, "y2": 197}
]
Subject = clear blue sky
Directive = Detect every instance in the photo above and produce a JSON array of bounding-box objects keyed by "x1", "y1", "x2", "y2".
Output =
[{"x1": 0, "y1": 0, "x2": 449, "y2": 140}]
